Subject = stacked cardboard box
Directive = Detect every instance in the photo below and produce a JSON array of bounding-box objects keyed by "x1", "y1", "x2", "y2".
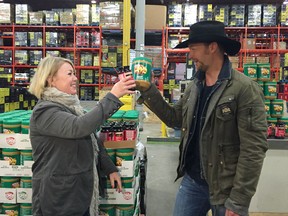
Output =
[
  {"x1": 198, "y1": 4, "x2": 213, "y2": 21},
  {"x1": 262, "y1": 4, "x2": 277, "y2": 27},
  {"x1": 15, "y1": 4, "x2": 30, "y2": 24},
  {"x1": 168, "y1": 4, "x2": 182, "y2": 27},
  {"x1": 91, "y1": 4, "x2": 100, "y2": 26},
  {"x1": 76, "y1": 4, "x2": 90, "y2": 25},
  {"x1": 44, "y1": 10, "x2": 59, "y2": 25},
  {"x1": 214, "y1": 5, "x2": 229, "y2": 26},
  {"x1": 229, "y1": 5, "x2": 245, "y2": 27},
  {"x1": 247, "y1": 5, "x2": 262, "y2": 27},
  {"x1": 60, "y1": 9, "x2": 74, "y2": 25},
  {"x1": 100, "y1": 2, "x2": 123, "y2": 29},
  {"x1": 29, "y1": 12, "x2": 43, "y2": 25},
  {"x1": 0, "y1": 3, "x2": 14, "y2": 24},
  {"x1": 183, "y1": 3, "x2": 197, "y2": 27}
]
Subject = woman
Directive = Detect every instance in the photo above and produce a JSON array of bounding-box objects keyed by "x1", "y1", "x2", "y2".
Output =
[{"x1": 29, "y1": 56, "x2": 136, "y2": 216}]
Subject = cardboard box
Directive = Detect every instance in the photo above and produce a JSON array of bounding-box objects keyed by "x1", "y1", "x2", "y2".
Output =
[
  {"x1": 145, "y1": 5, "x2": 167, "y2": 30},
  {"x1": 100, "y1": 188, "x2": 135, "y2": 205},
  {"x1": 0, "y1": 188, "x2": 17, "y2": 203},
  {"x1": 0, "y1": 134, "x2": 31, "y2": 149},
  {"x1": 104, "y1": 140, "x2": 136, "y2": 149},
  {"x1": 17, "y1": 188, "x2": 32, "y2": 203},
  {"x1": 0, "y1": 161, "x2": 32, "y2": 177}
]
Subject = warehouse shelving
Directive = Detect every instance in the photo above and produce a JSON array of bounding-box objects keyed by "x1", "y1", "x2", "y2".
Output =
[
  {"x1": 163, "y1": 25, "x2": 288, "y2": 82},
  {"x1": 0, "y1": 24, "x2": 104, "y2": 97}
]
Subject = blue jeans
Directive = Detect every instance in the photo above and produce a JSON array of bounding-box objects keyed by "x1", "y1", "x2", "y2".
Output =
[
  {"x1": 173, "y1": 174, "x2": 226, "y2": 216},
  {"x1": 83, "y1": 209, "x2": 90, "y2": 216}
]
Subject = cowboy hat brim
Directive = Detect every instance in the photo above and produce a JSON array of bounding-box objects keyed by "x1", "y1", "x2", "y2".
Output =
[{"x1": 174, "y1": 35, "x2": 241, "y2": 56}]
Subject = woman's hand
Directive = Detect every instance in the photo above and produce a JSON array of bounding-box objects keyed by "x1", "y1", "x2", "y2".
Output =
[
  {"x1": 110, "y1": 75, "x2": 136, "y2": 98},
  {"x1": 225, "y1": 209, "x2": 240, "y2": 216},
  {"x1": 109, "y1": 172, "x2": 122, "y2": 193}
]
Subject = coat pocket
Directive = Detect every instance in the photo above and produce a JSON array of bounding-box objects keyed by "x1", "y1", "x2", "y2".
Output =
[{"x1": 216, "y1": 95, "x2": 236, "y2": 122}]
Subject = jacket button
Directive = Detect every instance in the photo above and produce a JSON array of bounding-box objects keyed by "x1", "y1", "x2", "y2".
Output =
[
  {"x1": 208, "y1": 163, "x2": 213, "y2": 167},
  {"x1": 182, "y1": 128, "x2": 186, "y2": 132}
]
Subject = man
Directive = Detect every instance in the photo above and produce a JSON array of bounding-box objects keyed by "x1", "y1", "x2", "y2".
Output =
[{"x1": 135, "y1": 21, "x2": 268, "y2": 216}]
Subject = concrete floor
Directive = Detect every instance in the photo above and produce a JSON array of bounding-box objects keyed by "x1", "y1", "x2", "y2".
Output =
[
  {"x1": 139, "y1": 122, "x2": 288, "y2": 216},
  {"x1": 139, "y1": 122, "x2": 180, "y2": 216}
]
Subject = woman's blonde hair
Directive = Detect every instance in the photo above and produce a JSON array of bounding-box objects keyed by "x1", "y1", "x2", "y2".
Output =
[{"x1": 29, "y1": 56, "x2": 75, "y2": 99}]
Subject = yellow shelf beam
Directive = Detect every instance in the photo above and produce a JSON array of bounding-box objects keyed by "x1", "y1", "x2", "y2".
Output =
[{"x1": 123, "y1": 0, "x2": 131, "y2": 67}]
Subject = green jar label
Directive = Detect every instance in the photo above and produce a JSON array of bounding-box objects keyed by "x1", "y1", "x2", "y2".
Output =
[
  {"x1": 2, "y1": 148, "x2": 20, "y2": 165},
  {"x1": 20, "y1": 203, "x2": 32, "y2": 216},
  {"x1": 116, "y1": 205, "x2": 134, "y2": 216},
  {"x1": 270, "y1": 100, "x2": 284, "y2": 118},
  {"x1": 132, "y1": 57, "x2": 152, "y2": 82},
  {"x1": 244, "y1": 64, "x2": 257, "y2": 80},
  {"x1": 100, "y1": 204, "x2": 116, "y2": 216},
  {"x1": 257, "y1": 64, "x2": 270, "y2": 81},
  {"x1": 20, "y1": 150, "x2": 33, "y2": 165},
  {"x1": 1, "y1": 177, "x2": 20, "y2": 188},
  {"x1": 264, "y1": 82, "x2": 277, "y2": 100},
  {"x1": 2, "y1": 203, "x2": 19, "y2": 216},
  {"x1": 20, "y1": 177, "x2": 32, "y2": 188}
]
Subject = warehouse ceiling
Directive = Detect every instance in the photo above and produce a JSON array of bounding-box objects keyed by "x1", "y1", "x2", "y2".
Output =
[{"x1": 2, "y1": 0, "x2": 286, "y2": 11}]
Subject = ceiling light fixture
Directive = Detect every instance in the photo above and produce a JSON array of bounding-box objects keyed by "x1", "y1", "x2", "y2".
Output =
[{"x1": 91, "y1": 0, "x2": 96, "y2": 3}]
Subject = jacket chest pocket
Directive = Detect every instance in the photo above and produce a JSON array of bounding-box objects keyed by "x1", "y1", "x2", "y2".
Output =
[{"x1": 216, "y1": 95, "x2": 236, "y2": 121}]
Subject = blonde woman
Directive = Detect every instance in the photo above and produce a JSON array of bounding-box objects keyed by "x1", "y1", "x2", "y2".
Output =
[{"x1": 29, "y1": 56, "x2": 136, "y2": 216}]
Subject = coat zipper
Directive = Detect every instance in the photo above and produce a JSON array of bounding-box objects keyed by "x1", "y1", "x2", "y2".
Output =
[{"x1": 199, "y1": 81, "x2": 221, "y2": 180}]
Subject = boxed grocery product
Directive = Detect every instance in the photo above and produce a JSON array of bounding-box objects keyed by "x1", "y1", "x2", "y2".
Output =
[
  {"x1": 80, "y1": 70, "x2": 93, "y2": 84},
  {"x1": 15, "y1": 32, "x2": 28, "y2": 47},
  {"x1": 198, "y1": 4, "x2": 213, "y2": 22},
  {"x1": 229, "y1": 4, "x2": 245, "y2": 27},
  {"x1": 93, "y1": 53, "x2": 100, "y2": 66},
  {"x1": 91, "y1": 31, "x2": 101, "y2": 47},
  {"x1": 0, "y1": 3, "x2": 14, "y2": 24},
  {"x1": 60, "y1": 10, "x2": 74, "y2": 25},
  {"x1": 100, "y1": 2, "x2": 123, "y2": 29},
  {"x1": 15, "y1": 4, "x2": 30, "y2": 25},
  {"x1": 28, "y1": 32, "x2": 42, "y2": 47},
  {"x1": 183, "y1": 3, "x2": 197, "y2": 27},
  {"x1": 44, "y1": 10, "x2": 59, "y2": 25},
  {"x1": 244, "y1": 38, "x2": 256, "y2": 50},
  {"x1": 247, "y1": 5, "x2": 262, "y2": 27},
  {"x1": 76, "y1": 31, "x2": 90, "y2": 47},
  {"x1": 29, "y1": 50, "x2": 42, "y2": 66},
  {"x1": 262, "y1": 4, "x2": 277, "y2": 27},
  {"x1": 256, "y1": 56, "x2": 270, "y2": 64},
  {"x1": 46, "y1": 32, "x2": 58, "y2": 47},
  {"x1": 29, "y1": 11, "x2": 43, "y2": 25},
  {"x1": 80, "y1": 52, "x2": 93, "y2": 66},
  {"x1": 281, "y1": 4, "x2": 288, "y2": 26},
  {"x1": 46, "y1": 50, "x2": 60, "y2": 57},
  {"x1": 0, "y1": 50, "x2": 12, "y2": 65},
  {"x1": 214, "y1": 5, "x2": 229, "y2": 26},
  {"x1": 91, "y1": 4, "x2": 100, "y2": 26},
  {"x1": 168, "y1": 4, "x2": 182, "y2": 27},
  {"x1": 76, "y1": 4, "x2": 90, "y2": 25},
  {"x1": 229, "y1": 56, "x2": 239, "y2": 69},
  {"x1": 15, "y1": 50, "x2": 28, "y2": 64}
]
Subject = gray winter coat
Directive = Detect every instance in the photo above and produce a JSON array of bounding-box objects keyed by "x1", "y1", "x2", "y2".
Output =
[
  {"x1": 30, "y1": 93, "x2": 122, "y2": 216},
  {"x1": 140, "y1": 61, "x2": 268, "y2": 215}
]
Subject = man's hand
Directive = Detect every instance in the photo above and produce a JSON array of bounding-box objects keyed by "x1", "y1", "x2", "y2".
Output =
[{"x1": 135, "y1": 80, "x2": 151, "y2": 92}]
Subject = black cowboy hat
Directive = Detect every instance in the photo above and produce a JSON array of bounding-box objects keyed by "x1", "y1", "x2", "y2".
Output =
[{"x1": 175, "y1": 21, "x2": 241, "y2": 56}]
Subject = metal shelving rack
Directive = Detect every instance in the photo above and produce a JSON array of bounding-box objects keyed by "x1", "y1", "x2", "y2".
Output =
[
  {"x1": 0, "y1": 24, "x2": 103, "y2": 92},
  {"x1": 162, "y1": 25, "x2": 288, "y2": 82}
]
